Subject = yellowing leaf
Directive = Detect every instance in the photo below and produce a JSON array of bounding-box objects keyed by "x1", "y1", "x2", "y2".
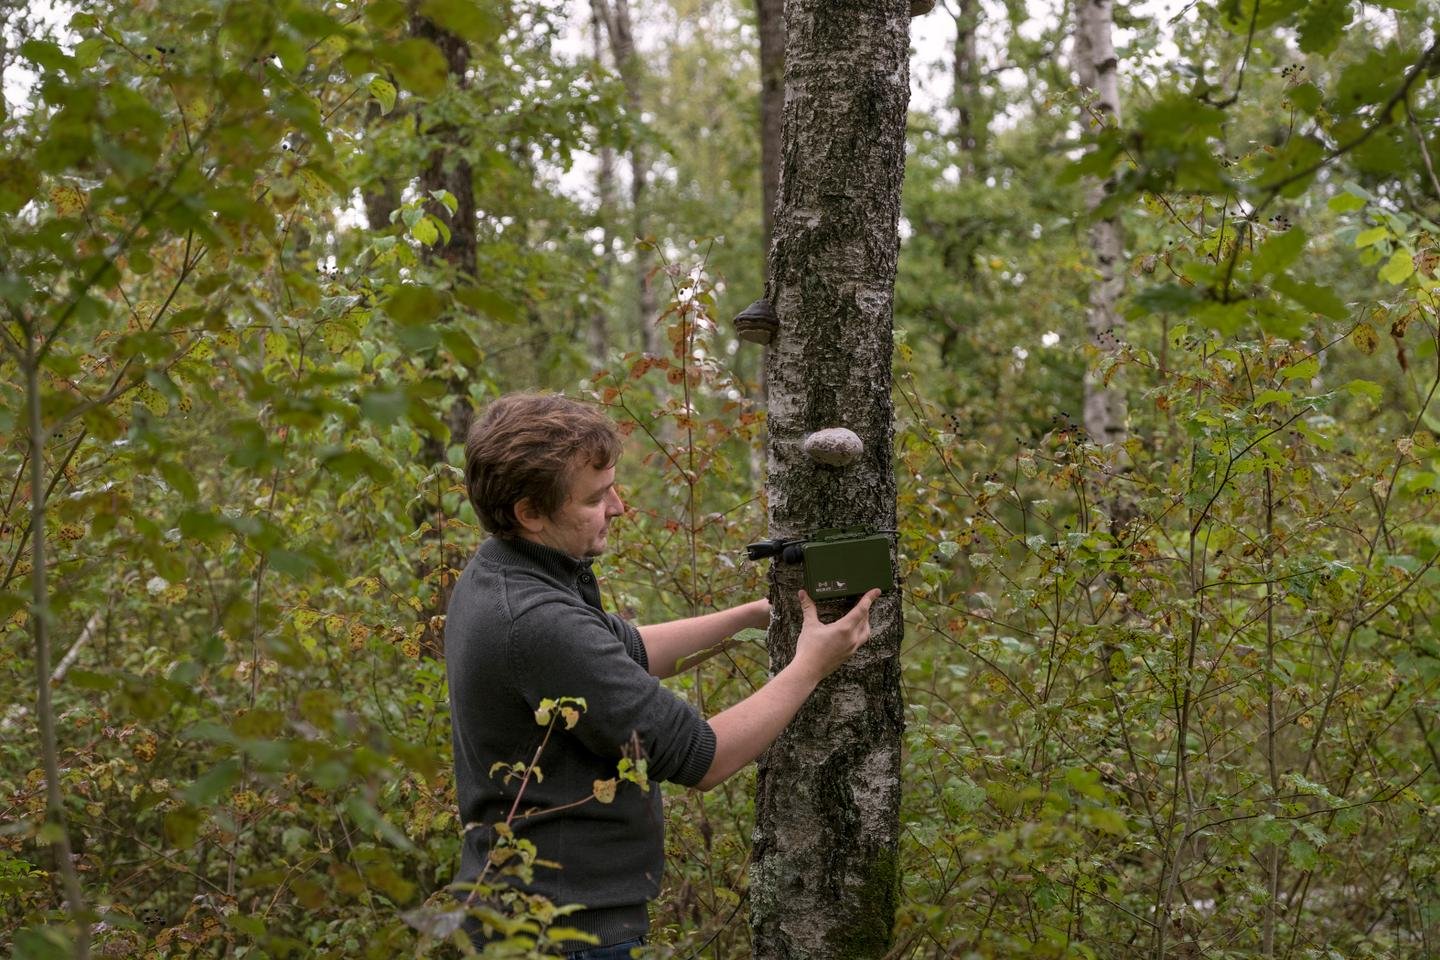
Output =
[
  {"x1": 50, "y1": 183, "x2": 85, "y2": 216},
  {"x1": 296, "y1": 168, "x2": 332, "y2": 204},
  {"x1": 593, "y1": 779, "x2": 617, "y2": 804},
  {"x1": 1351, "y1": 322, "x2": 1378, "y2": 355}
]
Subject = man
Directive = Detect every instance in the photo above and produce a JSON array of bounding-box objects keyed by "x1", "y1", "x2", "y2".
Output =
[{"x1": 445, "y1": 392, "x2": 878, "y2": 958}]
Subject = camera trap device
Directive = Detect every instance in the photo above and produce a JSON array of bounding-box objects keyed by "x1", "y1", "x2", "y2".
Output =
[{"x1": 745, "y1": 528, "x2": 894, "y2": 601}]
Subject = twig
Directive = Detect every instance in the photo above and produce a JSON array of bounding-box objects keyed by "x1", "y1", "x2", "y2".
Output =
[
  {"x1": 50, "y1": 612, "x2": 104, "y2": 685},
  {"x1": 1408, "y1": 103, "x2": 1440, "y2": 199}
]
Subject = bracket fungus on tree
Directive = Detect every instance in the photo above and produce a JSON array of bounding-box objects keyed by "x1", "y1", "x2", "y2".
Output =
[
  {"x1": 800, "y1": 427, "x2": 864, "y2": 467},
  {"x1": 732, "y1": 297, "x2": 778, "y2": 345}
]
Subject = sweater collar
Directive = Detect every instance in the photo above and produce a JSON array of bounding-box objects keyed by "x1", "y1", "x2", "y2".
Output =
[{"x1": 480, "y1": 535, "x2": 595, "y2": 581}]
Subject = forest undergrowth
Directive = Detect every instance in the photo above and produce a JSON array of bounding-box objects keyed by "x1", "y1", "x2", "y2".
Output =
[{"x1": 3, "y1": 0, "x2": 1439, "y2": 957}]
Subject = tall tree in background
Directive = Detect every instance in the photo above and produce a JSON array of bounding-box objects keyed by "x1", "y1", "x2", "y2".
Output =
[
  {"x1": 593, "y1": 0, "x2": 658, "y2": 354},
  {"x1": 755, "y1": 0, "x2": 783, "y2": 252},
  {"x1": 588, "y1": 0, "x2": 618, "y2": 360},
  {"x1": 1073, "y1": 0, "x2": 1126, "y2": 456},
  {"x1": 410, "y1": 14, "x2": 479, "y2": 273},
  {"x1": 750, "y1": 0, "x2": 910, "y2": 955},
  {"x1": 952, "y1": 0, "x2": 985, "y2": 169}
]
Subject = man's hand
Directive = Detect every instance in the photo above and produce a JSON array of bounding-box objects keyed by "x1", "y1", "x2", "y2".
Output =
[
  {"x1": 695, "y1": 587, "x2": 881, "y2": 791},
  {"x1": 792, "y1": 588, "x2": 880, "y2": 683},
  {"x1": 745, "y1": 597, "x2": 773, "y2": 630}
]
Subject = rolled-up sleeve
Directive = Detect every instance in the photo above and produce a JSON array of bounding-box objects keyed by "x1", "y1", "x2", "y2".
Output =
[{"x1": 508, "y1": 601, "x2": 715, "y2": 787}]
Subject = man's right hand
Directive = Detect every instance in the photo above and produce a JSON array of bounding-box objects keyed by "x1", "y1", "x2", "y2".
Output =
[{"x1": 793, "y1": 588, "x2": 880, "y2": 682}]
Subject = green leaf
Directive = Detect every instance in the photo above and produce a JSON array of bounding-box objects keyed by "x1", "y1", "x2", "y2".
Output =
[
  {"x1": 1355, "y1": 226, "x2": 1390, "y2": 248},
  {"x1": 1379, "y1": 249, "x2": 1415, "y2": 284},
  {"x1": 441, "y1": 328, "x2": 482, "y2": 366},
  {"x1": 455, "y1": 285, "x2": 522, "y2": 324},
  {"x1": 266, "y1": 548, "x2": 317, "y2": 580},
  {"x1": 227, "y1": 915, "x2": 266, "y2": 937},
  {"x1": 12, "y1": 924, "x2": 76, "y2": 959},
  {"x1": 1327, "y1": 191, "x2": 1366, "y2": 213},
  {"x1": 0, "y1": 591, "x2": 27, "y2": 621},
  {"x1": 1280, "y1": 356, "x2": 1319, "y2": 381},
  {"x1": 1289, "y1": 838, "x2": 1319, "y2": 870},
  {"x1": 1298, "y1": 0, "x2": 1352, "y2": 55},
  {"x1": 160, "y1": 460, "x2": 199, "y2": 501},
  {"x1": 74, "y1": 37, "x2": 106, "y2": 69},
  {"x1": 367, "y1": 75, "x2": 397, "y2": 115},
  {"x1": 1192, "y1": 299, "x2": 1251, "y2": 336},
  {"x1": 184, "y1": 759, "x2": 243, "y2": 806},
  {"x1": 321, "y1": 447, "x2": 394, "y2": 481},
  {"x1": 1129, "y1": 283, "x2": 1203, "y2": 316},
  {"x1": 164, "y1": 807, "x2": 205, "y2": 848},
  {"x1": 418, "y1": 0, "x2": 503, "y2": 43},
  {"x1": 360, "y1": 389, "x2": 409, "y2": 425},
  {"x1": 381, "y1": 39, "x2": 449, "y2": 98},
  {"x1": 430, "y1": 189, "x2": 458, "y2": 214},
  {"x1": 67, "y1": 669, "x2": 119, "y2": 691},
  {"x1": 384, "y1": 285, "x2": 445, "y2": 326},
  {"x1": 1288, "y1": 82, "x2": 1323, "y2": 115},
  {"x1": 1251, "y1": 227, "x2": 1306, "y2": 277},
  {"x1": 410, "y1": 215, "x2": 439, "y2": 246},
  {"x1": 1272, "y1": 276, "x2": 1347, "y2": 319},
  {"x1": 1256, "y1": 135, "x2": 1326, "y2": 196},
  {"x1": 1343, "y1": 379, "x2": 1383, "y2": 402},
  {"x1": 178, "y1": 509, "x2": 230, "y2": 542},
  {"x1": 19, "y1": 39, "x2": 70, "y2": 72},
  {"x1": 1253, "y1": 389, "x2": 1292, "y2": 408},
  {"x1": 344, "y1": 796, "x2": 418, "y2": 853}
]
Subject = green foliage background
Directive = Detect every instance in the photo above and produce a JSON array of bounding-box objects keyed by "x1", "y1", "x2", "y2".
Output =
[{"x1": 2, "y1": 0, "x2": 1439, "y2": 956}]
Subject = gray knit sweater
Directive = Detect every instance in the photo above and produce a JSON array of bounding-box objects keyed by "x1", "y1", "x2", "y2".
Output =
[{"x1": 444, "y1": 536, "x2": 717, "y2": 947}]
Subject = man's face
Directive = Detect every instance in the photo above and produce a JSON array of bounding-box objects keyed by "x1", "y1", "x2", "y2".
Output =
[{"x1": 524, "y1": 460, "x2": 625, "y2": 559}]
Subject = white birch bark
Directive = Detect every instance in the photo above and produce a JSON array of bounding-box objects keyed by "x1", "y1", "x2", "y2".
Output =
[
  {"x1": 750, "y1": 1, "x2": 910, "y2": 956},
  {"x1": 1075, "y1": 0, "x2": 1127, "y2": 453}
]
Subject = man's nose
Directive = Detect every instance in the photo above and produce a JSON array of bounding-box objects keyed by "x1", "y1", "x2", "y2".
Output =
[{"x1": 607, "y1": 488, "x2": 625, "y2": 516}]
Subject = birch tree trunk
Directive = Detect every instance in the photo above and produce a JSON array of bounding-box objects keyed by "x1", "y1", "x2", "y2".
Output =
[
  {"x1": 751, "y1": 1, "x2": 909, "y2": 956},
  {"x1": 1074, "y1": 0, "x2": 1126, "y2": 453}
]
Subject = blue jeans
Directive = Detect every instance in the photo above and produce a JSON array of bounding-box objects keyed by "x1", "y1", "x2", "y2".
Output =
[{"x1": 565, "y1": 937, "x2": 645, "y2": 960}]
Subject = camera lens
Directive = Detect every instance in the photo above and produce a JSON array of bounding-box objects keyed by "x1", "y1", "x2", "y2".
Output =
[{"x1": 746, "y1": 540, "x2": 782, "y2": 561}]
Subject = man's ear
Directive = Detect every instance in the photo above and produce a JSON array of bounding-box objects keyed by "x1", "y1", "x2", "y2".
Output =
[{"x1": 513, "y1": 497, "x2": 545, "y2": 534}]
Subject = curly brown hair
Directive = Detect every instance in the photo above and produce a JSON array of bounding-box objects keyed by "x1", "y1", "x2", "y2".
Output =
[{"x1": 463, "y1": 393, "x2": 622, "y2": 538}]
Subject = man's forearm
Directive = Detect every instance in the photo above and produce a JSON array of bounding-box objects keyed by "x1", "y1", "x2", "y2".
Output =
[
  {"x1": 637, "y1": 599, "x2": 769, "y2": 679},
  {"x1": 694, "y1": 660, "x2": 819, "y2": 791}
]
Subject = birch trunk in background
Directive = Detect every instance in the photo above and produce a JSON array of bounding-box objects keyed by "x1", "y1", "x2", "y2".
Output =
[
  {"x1": 1074, "y1": 0, "x2": 1127, "y2": 456},
  {"x1": 750, "y1": 0, "x2": 909, "y2": 956}
]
